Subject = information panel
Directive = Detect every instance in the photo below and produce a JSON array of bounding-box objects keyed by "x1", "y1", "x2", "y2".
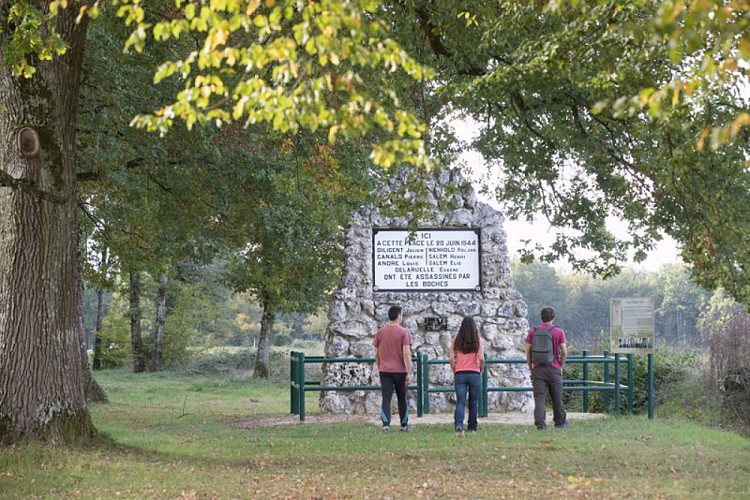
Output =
[
  {"x1": 372, "y1": 228, "x2": 481, "y2": 292},
  {"x1": 610, "y1": 297, "x2": 655, "y2": 354}
]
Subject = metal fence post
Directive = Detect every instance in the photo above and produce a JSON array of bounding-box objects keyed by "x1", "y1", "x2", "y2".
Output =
[
  {"x1": 290, "y1": 351, "x2": 298, "y2": 415},
  {"x1": 603, "y1": 350, "x2": 610, "y2": 413},
  {"x1": 416, "y1": 351, "x2": 423, "y2": 417},
  {"x1": 614, "y1": 353, "x2": 621, "y2": 416},
  {"x1": 582, "y1": 350, "x2": 589, "y2": 413},
  {"x1": 422, "y1": 352, "x2": 430, "y2": 414},
  {"x1": 481, "y1": 353, "x2": 488, "y2": 418},
  {"x1": 297, "y1": 352, "x2": 305, "y2": 422},
  {"x1": 648, "y1": 353, "x2": 654, "y2": 419},
  {"x1": 627, "y1": 354, "x2": 634, "y2": 415}
]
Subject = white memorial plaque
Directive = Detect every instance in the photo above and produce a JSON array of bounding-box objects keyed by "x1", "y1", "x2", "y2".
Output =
[
  {"x1": 610, "y1": 297, "x2": 655, "y2": 354},
  {"x1": 372, "y1": 229, "x2": 481, "y2": 292}
]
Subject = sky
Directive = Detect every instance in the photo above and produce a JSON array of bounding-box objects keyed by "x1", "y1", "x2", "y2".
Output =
[{"x1": 454, "y1": 120, "x2": 681, "y2": 272}]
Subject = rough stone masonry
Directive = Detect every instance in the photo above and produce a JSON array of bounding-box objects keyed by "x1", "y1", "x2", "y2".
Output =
[{"x1": 320, "y1": 168, "x2": 533, "y2": 415}]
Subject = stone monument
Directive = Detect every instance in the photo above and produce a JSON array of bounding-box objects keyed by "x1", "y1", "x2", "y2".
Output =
[{"x1": 320, "y1": 168, "x2": 533, "y2": 415}]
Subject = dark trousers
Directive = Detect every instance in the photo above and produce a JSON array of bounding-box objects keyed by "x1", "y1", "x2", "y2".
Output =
[
  {"x1": 380, "y1": 372, "x2": 408, "y2": 428},
  {"x1": 531, "y1": 365, "x2": 566, "y2": 429}
]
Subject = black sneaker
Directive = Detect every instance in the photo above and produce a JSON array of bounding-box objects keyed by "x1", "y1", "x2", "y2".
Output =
[{"x1": 400, "y1": 425, "x2": 410, "y2": 432}]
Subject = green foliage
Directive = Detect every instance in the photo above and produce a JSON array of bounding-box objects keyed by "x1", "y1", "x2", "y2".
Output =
[
  {"x1": 386, "y1": 1, "x2": 750, "y2": 304},
  {"x1": 658, "y1": 365, "x2": 749, "y2": 438},
  {"x1": 186, "y1": 347, "x2": 254, "y2": 374},
  {"x1": 656, "y1": 264, "x2": 710, "y2": 344},
  {"x1": 1, "y1": 1, "x2": 69, "y2": 77},
  {"x1": 165, "y1": 281, "x2": 235, "y2": 352},
  {"x1": 271, "y1": 333, "x2": 290, "y2": 347},
  {"x1": 697, "y1": 289, "x2": 750, "y2": 430},
  {"x1": 627, "y1": 1, "x2": 750, "y2": 150},
  {"x1": 721, "y1": 373, "x2": 750, "y2": 434},
  {"x1": 185, "y1": 346, "x2": 289, "y2": 379},
  {"x1": 511, "y1": 258, "x2": 566, "y2": 327},
  {"x1": 564, "y1": 349, "x2": 699, "y2": 416},
  {"x1": 97, "y1": 295, "x2": 133, "y2": 368},
  {"x1": 221, "y1": 134, "x2": 375, "y2": 319},
  {"x1": 114, "y1": 0, "x2": 433, "y2": 168}
]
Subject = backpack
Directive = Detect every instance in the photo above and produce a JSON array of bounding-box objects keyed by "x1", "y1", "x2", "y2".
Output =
[{"x1": 531, "y1": 325, "x2": 556, "y2": 365}]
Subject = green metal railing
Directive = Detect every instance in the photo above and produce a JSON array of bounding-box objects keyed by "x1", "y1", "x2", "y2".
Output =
[
  {"x1": 290, "y1": 350, "x2": 639, "y2": 422},
  {"x1": 290, "y1": 354, "x2": 419, "y2": 422}
]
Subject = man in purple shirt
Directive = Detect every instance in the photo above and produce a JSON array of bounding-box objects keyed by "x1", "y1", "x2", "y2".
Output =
[{"x1": 525, "y1": 306, "x2": 568, "y2": 430}]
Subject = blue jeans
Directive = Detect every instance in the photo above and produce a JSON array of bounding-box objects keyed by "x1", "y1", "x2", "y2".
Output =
[{"x1": 454, "y1": 371, "x2": 481, "y2": 431}]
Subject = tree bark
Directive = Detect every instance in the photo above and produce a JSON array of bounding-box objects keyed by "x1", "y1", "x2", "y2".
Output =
[
  {"x1": 151, "y1": 272, "x2": 167, "y2": 372},
  {"x1": 253, "y1": 301, "x2": 275, "y2": 378},
  {"x1": 129, "y1": 268, "x2": 146, "y2": 373},
  {"x1": 0, "y1": 2, "x2": 96, "y2": 444}
]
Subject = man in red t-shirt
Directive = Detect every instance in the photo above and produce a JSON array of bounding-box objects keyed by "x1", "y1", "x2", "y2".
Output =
[
  {"x1": 373, "y1": 305, "x2": 413, "y2": 432},
  {"x1": 525, "y1": 306, "x2": 568, "y2": 430}
]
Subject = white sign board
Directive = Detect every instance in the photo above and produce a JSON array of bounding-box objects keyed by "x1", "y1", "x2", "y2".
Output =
[
  {"x1": 610, "y1": 297, "x2": 655, "y2": 354},
  {"x1": 372, "y1": 229, "x2": 481, "y2": 292}
]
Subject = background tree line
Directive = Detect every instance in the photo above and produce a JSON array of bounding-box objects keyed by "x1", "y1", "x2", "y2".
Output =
[
  {"x1": 83, "y1": 257, "x2": 748, "y2": 379},
  {"x1": 512, "y1": 261, "x2": 710, "y2": 350}
]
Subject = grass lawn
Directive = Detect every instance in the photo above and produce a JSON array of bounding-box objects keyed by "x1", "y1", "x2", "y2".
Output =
[{"x1": 1, "y1": 368, "x2": 748, "y2": 498}]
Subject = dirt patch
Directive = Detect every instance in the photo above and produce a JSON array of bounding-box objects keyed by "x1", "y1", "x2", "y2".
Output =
[
  {"x1": 229, "y1": 413, "x2": 373, "y2": 429},
  {"x1": 229, "y1": 412, "x2": 607, "y2": 429}
]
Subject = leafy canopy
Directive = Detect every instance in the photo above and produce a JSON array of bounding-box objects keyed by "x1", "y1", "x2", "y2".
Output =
[
  {"x1": 110, "y1": 0, "x2": 433, "y2": 168},
  {"x1": 387, "y1": 0, "x2": 750, "y2": 304},
  {"x1": 7, "y1": 0, "x2": 750, "y2": 305}
]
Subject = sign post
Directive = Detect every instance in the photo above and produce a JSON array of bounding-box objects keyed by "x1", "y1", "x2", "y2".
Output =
[{"x1": 610, "y1": 297, "x2": 656, "y2": 419}]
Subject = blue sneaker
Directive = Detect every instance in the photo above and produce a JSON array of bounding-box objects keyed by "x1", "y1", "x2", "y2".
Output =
[{"x1": 555, "y1": 421, "x2": 569, "y2": 429}]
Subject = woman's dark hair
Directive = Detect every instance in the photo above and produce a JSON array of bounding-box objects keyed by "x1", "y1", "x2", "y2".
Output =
[{"x1": 454, "y1": 316, "x2": 480, "y2": 354}]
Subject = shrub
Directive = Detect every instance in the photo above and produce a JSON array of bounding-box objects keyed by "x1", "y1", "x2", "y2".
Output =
[
  {"x1": 563, "y1": 349, "x2": 697, "y2": 415},
  {"x1": 186, "y1": 347, "x2": 290, "y2": 379},
  {"x1": 272, "y1": 333, "x2": 290, "y2": 347},
  {"x1": 97, "y1": 320, "x2": 132, "y2": 369}
]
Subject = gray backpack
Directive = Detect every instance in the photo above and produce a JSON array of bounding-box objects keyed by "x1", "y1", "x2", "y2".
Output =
[{"x1": 531, "y1": 325, "x2": 556, "y2": 365}]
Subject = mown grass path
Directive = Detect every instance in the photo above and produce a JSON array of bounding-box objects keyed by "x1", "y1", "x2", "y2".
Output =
[{"x1": 1, "y1": 370, "x2": 748, "y2": 498}]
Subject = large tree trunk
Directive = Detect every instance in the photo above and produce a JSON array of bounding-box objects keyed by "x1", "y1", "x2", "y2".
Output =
[
  {"x1": 253, "y1": 301, "x2": 275, "y2": 379},
  {"x1": 150, "y1": 272, "x2": 167, "y2": 372},
  {"x1": 0, "y1": 3, "x2": 96, "y2": 444},
  {"x1": 129, "y1": 268, "x2": 146, "y2": 373}
]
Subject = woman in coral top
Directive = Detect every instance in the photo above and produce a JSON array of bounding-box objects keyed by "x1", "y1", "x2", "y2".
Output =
[{"x1": 449, "y1": 316, "x2": 484, "y2": 436}]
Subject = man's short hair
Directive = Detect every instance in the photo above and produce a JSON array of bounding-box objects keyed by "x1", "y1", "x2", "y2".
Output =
[
  {"x1": 388, "y1": 305, "x2": 402, "y2": 321},
  {"x1": 541, "y1": 306, "x2": 556, "y2": 323}
]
